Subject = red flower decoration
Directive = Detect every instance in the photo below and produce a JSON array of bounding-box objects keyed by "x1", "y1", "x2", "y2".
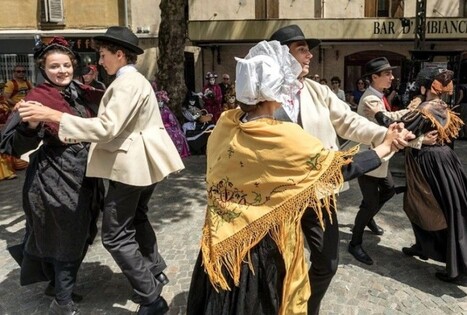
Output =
[{"x1": 48, "y1": 37, "x2": 70, "y2": 48}]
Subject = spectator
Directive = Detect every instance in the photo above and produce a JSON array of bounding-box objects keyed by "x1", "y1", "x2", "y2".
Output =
[
  {"x1": 223, "y1": 83, "x2": 237, "y2": 110},
  {"x1": 3, "y1": 65, "x2": 33, "y2": 107},
  {"x1": 202, "y1": 72, "x2": 223, "y2": 123},
  {"x1": 348, "y1": 78, "x2": 367, "y2": 110},
  {"x1": 2, "y1": 67, "x2": 32, "y2": 171},
  {"x1": 181, "y1": 93, "x2": 215, "y2": 155},
  {"x1": 319, "y1": 78, "x2": 328, "y2": 86},
  {"x1": 330, "y1": 76, "x2": 346, "y2": 101},
  {"x1": 81, "y1": 65, "x2": 106, "y2": 90},
  {"x1": 219, "y1": 73, "x2": 231, "y2": 100}
]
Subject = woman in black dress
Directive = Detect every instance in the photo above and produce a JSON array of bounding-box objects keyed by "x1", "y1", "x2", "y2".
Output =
[
  {"x1": 376, "y1": 67, "x2": 467, "y2": 285},
  {"x1": 1, "y1": 37, "x2": 103, "y2": 314}
]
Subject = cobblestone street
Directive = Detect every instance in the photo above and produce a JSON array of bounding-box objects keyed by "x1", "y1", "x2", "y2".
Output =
[{"x1": 1, "y1": 142, "x2": 466, "y2": 314}]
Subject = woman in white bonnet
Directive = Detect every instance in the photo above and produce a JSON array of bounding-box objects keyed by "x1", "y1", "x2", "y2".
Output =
[{"x1": 187, "y1": 40, "x2": 402, "y2": 315}]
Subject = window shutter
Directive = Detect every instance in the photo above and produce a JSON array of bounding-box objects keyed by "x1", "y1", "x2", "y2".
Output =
[{"x1": 43, "y1": 0, "x2": 64, "y2": 23}]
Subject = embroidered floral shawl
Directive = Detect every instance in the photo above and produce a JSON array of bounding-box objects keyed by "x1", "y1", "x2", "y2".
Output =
[{"x1": 202, "y1": 108, "x2": 357, "y2": 315}]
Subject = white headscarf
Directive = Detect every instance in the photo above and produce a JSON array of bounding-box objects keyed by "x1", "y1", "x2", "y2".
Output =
[{"x1": 235, "y1": 40, "x2": 302, "y2": 105}]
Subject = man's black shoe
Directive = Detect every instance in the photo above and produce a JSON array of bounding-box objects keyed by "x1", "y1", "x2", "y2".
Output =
[
  {"x1": 348, "y1": 243, "x2": 373, "y2": 265},
  {"x1": 367, "y1": 219, "x2": 384, "y2": 235},
  {"x1": 402, "y1": 245, "x2": 428, "y2": 260},
  {"x1": 131, "y1": 273, "x2": 170, "y2": 303},
  {"x1": 435, "y1": 271, "x2": 467, "y2": 286},
  {"x1": 137, "y1": 296, "x2": 169, "y2": 315},
  {"x1": 155, "y1": 272, "x2": 169, "y2": 286}
]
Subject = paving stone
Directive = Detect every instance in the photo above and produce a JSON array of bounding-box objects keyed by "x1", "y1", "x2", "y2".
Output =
[{"x1": 1, "y1": 143, "x2": 467, "y2": 314}]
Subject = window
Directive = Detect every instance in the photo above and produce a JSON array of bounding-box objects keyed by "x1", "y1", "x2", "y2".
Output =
[
  {"x1": 255, "y1": 0, "x2": 279, "y2": 19},
  {"x1": 42, "y1": 0, "x2": 64, "y2": 23},
  {"x1": 365, "y1": 0, "x2": 403, "y2": 18}
]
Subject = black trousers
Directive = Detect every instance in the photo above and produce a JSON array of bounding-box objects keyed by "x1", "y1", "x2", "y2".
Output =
[
  {"x1": 351, "y1": 174, "x2": 395, "y2": 245},
  {"x1": 53, "y1": 259, "x2": 82, "y2": 305},
  {"x1": 101, "y1": 180, "x2": 166, "y2": 305},
  {"x1": 301, "y1": 204, "x2": 339, "y2": 315}
]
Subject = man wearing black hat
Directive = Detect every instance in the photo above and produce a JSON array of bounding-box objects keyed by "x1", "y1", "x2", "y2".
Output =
[
  {"x1": 269, "y1": 25, "x2": 415, "y2": 315},
  {"x1": 18, "y1": 26, "x2": 184, "y2": 315},
  {"x1": 348, "y1": 57, "x2": 437, "y2": 266}
]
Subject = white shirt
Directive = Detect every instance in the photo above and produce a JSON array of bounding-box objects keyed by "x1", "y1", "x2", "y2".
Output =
[{"x1": 116, "y1": 64, "x2": 137, "y2": 77}]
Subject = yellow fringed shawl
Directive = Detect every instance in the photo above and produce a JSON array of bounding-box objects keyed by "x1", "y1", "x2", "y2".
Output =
[{"x1": 202, "y1": 108, "x2": 357, "y2": 315}]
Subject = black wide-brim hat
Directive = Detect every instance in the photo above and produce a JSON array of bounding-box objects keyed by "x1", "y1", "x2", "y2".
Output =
[
  {"x1": 363, "y1": 57, "x2": 397, "y2": 77},
  {"x1": 94, "y1": 26, "x2": 144, "y2": 55},
  {"x1": 269, "y1": 24, "x2": 321, "y2": 49}
]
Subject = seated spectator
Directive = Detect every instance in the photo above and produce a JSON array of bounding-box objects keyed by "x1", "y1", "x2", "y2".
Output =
[
  {"x1": 181, "y1": 93, "x2": 215, "y2": 155},
  {"x1": 156, "y1": 90, "x2": 190, "y2": 158}
]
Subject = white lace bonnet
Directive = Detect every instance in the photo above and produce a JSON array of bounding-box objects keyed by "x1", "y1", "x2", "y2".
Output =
[{"x1": 235, "y1": 40, "x2": 302, "y2": 105}]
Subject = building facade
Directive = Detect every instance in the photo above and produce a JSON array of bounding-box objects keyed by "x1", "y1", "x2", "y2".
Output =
[
  {"x1": 0, "y1": 0, "x2": 163, "y2": 85},
  {"x1": 1, "y1": 1, "x2": 466, "y2": 101},
  {"x1": 188, "y1": 0, "x2": 467, "y2": 96}
]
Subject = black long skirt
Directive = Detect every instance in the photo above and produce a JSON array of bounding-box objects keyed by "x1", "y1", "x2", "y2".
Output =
[
  {"x1": 407, "y1": 145, "x2": 467, "y2": 278},
  {"x1": 187, "y1": 234, "x2": 285, "y2": 315}
]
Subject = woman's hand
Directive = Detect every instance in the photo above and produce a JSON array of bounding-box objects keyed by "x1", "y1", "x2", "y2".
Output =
[
  {"x1": 373, "y1": 122, "x2": 409, "y2": 158},
  {"x1": 18, "y1": 101, "x2": 63, "y2": 124}
]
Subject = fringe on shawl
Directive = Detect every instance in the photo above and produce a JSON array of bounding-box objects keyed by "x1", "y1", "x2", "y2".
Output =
[
  {"x1": 201, "y1": 145, "x2": 359, "y2": 291},
  {"x1": 419, "y1": 107, "x2": 464, "y2": 144}
]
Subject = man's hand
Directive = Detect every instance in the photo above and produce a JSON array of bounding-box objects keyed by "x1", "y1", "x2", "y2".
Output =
[
  {"x1": 422, "y1": 130, "x2": 438, "y2": 145},
  {"x1": 18, "y1": 101, "x2": 63, "y2": 124},
  {"x1": 391, "y1": 122, "x2": 415, "y2": 150}
]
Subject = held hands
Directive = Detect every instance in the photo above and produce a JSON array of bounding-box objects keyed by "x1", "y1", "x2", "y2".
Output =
[
  {"x1": 373, "y1": 122, "x2": 414, "y2": 158},
  {"x1": 391, "y1": 122, "x2": 415, "y2": 150},
  {"x1": 18, "y1": 100, "x2": 63, "y2": 125}
]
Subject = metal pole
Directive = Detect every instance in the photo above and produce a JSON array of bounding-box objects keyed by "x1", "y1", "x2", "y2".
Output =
[{"x1": 415, "y1": 0, "x2": 426, "y2": 50}]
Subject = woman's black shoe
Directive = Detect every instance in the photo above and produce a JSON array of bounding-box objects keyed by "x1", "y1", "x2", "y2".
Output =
[
  {"x1": 48, "y1": 299, "x2": 80, "y2": 315},
  {"x1": 402, "y1": 245, "x2": 428, "y2": 260},
  {"x1": 435, "y1": 272, "x2": 467, "y2": 286},
  {"x1": 137, "y1": 296, "x2": 169, "y2": 315}
]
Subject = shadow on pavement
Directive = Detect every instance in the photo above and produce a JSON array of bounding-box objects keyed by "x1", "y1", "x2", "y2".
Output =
[
  {"x1": 338, "y1": 229, "x2": 467, "y2": 299},
  {"x1": 0, "y1": 261, "x2": 134, "y2": 314}
]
